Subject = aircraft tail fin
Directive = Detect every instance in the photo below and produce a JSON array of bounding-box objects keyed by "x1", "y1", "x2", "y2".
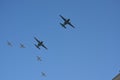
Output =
[{"x1": 60, "y1": 23, "x2": 66, "y2": 29}]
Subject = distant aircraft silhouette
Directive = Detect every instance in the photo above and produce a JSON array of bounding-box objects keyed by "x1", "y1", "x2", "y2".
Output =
[
  {"x1": 7, "y1": 41, "x2": 12, "y2": 47},
  {"x1": 41, "y1": 72, "x2": 46, "y2": 77},
  {"x1": 20, "y1": 43, "x2": 25, "y2": 48},
  {"x1": 59, "y1": 15, "x2": 75, "y2": 28},
  {"x1": 34, "y1": 37, "x2": 48, "y2": 50},
  {"x1": 37, "y1": 56, "x2": 42, "y2": 61}
]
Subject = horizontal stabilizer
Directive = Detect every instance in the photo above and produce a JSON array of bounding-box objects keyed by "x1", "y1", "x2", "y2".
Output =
[
  {"x1": 34, "y1": 44, "x2": 40, "y2": 49},
  {"x1": 60, "y1": 23, "x2": 66, "y2": 29}
]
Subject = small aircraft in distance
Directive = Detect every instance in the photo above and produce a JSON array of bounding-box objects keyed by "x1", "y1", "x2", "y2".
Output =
[
  {"x1": 34, "y1": 37, "x2": 48, "y2": 50},
  {"x1": 20, "y1": 43, "x2": 25, "y2": 48},
  {"x1": 7, "y1": 41, "x2": 12, "y2": 47},
  {"x1": 59, "y1": 15, "x2": 75, "y2": 28},
  {"x1": 41, "y1": 72, "x2": 46, "y2": 77},
  {"x1": 37, "y1": 56, "x2": 42, "y2": 61}
]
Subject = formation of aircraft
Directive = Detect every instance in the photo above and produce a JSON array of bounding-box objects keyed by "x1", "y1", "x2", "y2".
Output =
[
  {"x1": 7, "y1": 41, "x2": 26, "y2": 48},
  {"x1": 59, "y1": 15, "x2": 75, "y2": 28},
  {"x1": 5, "y1": 14, "x2": 76, "y2": 78},
  {"x1": 20, "y1": 43, "x2": 25, "y2": 48},
  {"x1": 34, "y1": 37, "x2": 48, "y2": 50}
]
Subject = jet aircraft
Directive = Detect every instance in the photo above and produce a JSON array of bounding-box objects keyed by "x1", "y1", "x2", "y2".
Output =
[
  {"x1": 37, "y1": 56, "x2": 42, "y2": 61},
  {"x1": 41, "y1": 72, "x2": 46, "y2": 77},
  {"x1": 7, "y1": 41, "x2": 12, "y2": 47},
  {"x1": 34, "y1": 37, "x2": 48, "y2": 50},
  {"x1": 20, "y1": 43, "x2": 25, "y2": 48},
  {"x1": 59, "y1": 15, "x2": 75, "y2": 28}
]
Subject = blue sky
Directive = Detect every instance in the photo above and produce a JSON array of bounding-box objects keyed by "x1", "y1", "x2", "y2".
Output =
[{"x1": 0, "y1": 0, "x2": 120, "y2": 80}]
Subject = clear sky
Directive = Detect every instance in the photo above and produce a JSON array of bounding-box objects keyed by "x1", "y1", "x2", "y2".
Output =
[{"x1": 0, "y1": 0, "x2": 120, "y2": 80}]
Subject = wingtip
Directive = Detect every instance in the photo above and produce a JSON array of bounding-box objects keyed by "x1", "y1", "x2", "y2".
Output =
[
  {"x1": 59, "y1": 14, "x2": 62, "y2": 17},
  {"x1": 34, "y1": 37, "x2": 36, "y2": 39}
]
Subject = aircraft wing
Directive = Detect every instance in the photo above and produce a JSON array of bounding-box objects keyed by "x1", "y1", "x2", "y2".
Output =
[
  {"x1": 34, "y1": 37, "x2": 41, "y2": 43},
  {"x1": 68, "y1": 22, "x2": 75, "y2": 28},
  {"x1": 42, "y1": 44, "x2": 48, "y2": 50},
  {"x1": 59, "y1": 15, "x2": 66, "y2": 21}
]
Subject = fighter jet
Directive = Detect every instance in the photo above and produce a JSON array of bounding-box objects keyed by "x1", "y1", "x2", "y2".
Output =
[
  {"x1": 34, "y1": 37, "x2": 48, "y2": 50},
  {"x1": 20, "y1": 43, "x2": 25, "y2": 48},
  {"x1": 7, "y1": 41, "x2": 12, "y2": 47},
  {"x1": 37, "y1": 56, "x2": 42, "y2": 61},
  {"x1": 41, "y1": 72, "x2": 46, "y2": 77},
  {"x1": 59, "y1": 15, "x2": 75, "y2": 28}
]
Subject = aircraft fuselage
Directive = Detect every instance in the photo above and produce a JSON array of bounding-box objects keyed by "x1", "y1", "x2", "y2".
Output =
[
  {"x1": 64, "y1": 19, "x2": 70, "y2": 25},
  {"x1": 38, "y1": 41, "x2": 43, "y2": 46}
]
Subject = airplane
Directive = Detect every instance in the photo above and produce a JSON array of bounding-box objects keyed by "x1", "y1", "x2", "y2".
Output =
[
  {"x1": 20, "y1": 43, "x2": 25, "y2": 48},
  {"x1": 41, "y1": 72, "x2": 46, "y2": 77},
  {"x1": 7, "y1": 41, "x2": 12, "y2": 47},
  {"x1": 36, "y1": 56, "x2": 42, "y2": 61},
  {"x1": 34, "y1": 37, "x2": 48, "y2": 50},
  {"x1": 59, "y1": 15, "x2": 75, "y2": 28}
]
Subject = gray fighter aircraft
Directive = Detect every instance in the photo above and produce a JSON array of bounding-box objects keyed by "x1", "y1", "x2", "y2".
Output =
[
  {"x1": 59, "y1": 15, "x2": 75, "y2": 28},
  {"x1": 20, "y1": 43, "x2": 25, "y2": 48},
  {"x1": 41, "y1": 72, "x2": 46, "y2": 77},
  {"x1": 34, "y1": 37, "x2": 48, "y2": 50},
  {"x1": 7, "y1": 41, "x2": 12, "y2": 47},
  {"x1": 37, "y1": 56, "x2": 42, "y2": 61}
]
